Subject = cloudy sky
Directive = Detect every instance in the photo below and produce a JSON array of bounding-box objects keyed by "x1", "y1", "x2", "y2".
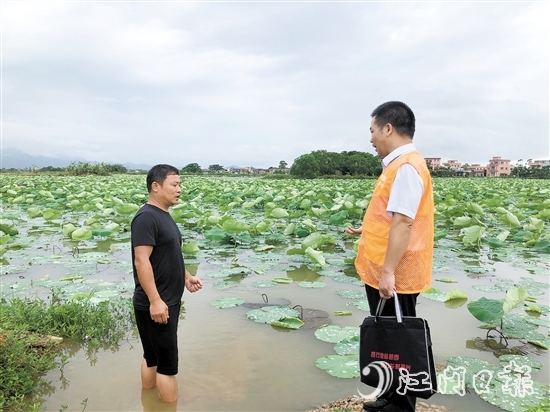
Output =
[{"x1": 2, "y1": 1, "x2": 548, "y2": 169}]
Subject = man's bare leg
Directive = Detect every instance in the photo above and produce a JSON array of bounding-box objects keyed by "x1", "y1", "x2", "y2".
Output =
[
  {"x1": 141, "y1": 359, "x2": 157, "y2": 389},
  {"x1": 156, "y1": 373, "x2": 178, "y2": 403}
]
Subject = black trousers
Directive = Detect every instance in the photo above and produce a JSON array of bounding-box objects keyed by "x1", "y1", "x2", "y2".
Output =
[{"x1": 365, "y1": 285, "x2": 419, "y2": 412}]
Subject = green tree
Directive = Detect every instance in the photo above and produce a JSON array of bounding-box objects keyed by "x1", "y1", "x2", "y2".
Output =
[
  {"x1": 181, "y1": 163, "x2": 203, "y2": 174},
  {"x1": 278, "y1": 160, "x2": 288, "y2": 169},
  {"x1": 290, "y1": 153, "x2": 320, "y2": 179},
  {"x1": 310, "y1": 150, "x2": 343, "y2": 175},
  {"x1": 208, "y1": 164, "x2": 225, "y2": 173}
]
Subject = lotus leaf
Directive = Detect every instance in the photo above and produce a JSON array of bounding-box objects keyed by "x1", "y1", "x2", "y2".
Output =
[
  {"x1": 270, "y1": 208, "x2": 289, "y2": 218},
  {"x1": 210, "y1": 297, "x2": 245, "y2": 309},
  {"x1": 334, "y1": 336, "x2": 359, "y2": 355},
  {"x1": 315, "y1": 354, "x2": 360, "y2": 378},
  {"x1": 213, "y1": 281, "x2": 239, "y2": 290},
  {"x1": 333, "y1": 311, "x2": 352, "y2": 316},
  {"x1": 435, "y1": 278, "x2": 458, "y2": 283},
  {"x1": 298, "y1": 281, "x2": 326, "y2": 288},
  {"x1": 182, "y1": 241, "x2": 200, "y2": 255},
  {"x1": 304, "y1": 247, "x2": 326, "y2": 268},
  {"x1": 271, "y1": 317, "x2": 304, "y2": 329},
  {"x1": 314, "y1": 325, "x2": 359, "y2": 343},
  {"x1": 468, "y1": 297, "x2": 505, "y2": 323},
  {"x1": 246, "y1": 306, "x2": 299, "y2": 323},
  {"x1": 71, "y1": 228, "x2": 93, "y2": 241},
  {"x1": 251, "y1": 280, "x2": 276, "y2": 288},
  {"x1": 352, "y1": 300, "x2": 370, "y2": 311},
  {"x1": 336, "y1": 289, "x2": 364, "y2": 299},
  {"x1": 272, "y1": 277, "x2": 292, "y2": 284}
]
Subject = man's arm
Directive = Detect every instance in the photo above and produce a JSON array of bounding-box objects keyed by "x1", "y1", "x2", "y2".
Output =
[
  {"x1": 134, "y1": 245, "x2": 169, "y2": 323},
  {"x1": 185, "y1": 270, "x2": 203, "y2": 292},
  {"x1": 378, "y1": 212, "x2": 413, "y2": 299}
]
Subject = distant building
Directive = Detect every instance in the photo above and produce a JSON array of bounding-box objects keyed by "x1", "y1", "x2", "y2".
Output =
[
  {"x1": 424, "y1": 157, "x2": 441, "y2": 168},
  {"x1": 529, "y1": 159, "x2": 550, "y2": 169},
  {"x1": 487, "y1": 156, "x2": 511, "y2": 177},
  {"x1": 442, "y1": 160, "x2": 461, "y2": 170},
  {"x1": 463, "y1": 163, "x2": 486, "y2": 177}
]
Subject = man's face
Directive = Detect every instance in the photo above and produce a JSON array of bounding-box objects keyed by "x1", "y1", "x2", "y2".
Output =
[
  {"x1": 155, "y1": 174, "x2": 181, "y2": 207},
  {"x1": 369, "y1": 117, "x2": 387, "y2": 158}
]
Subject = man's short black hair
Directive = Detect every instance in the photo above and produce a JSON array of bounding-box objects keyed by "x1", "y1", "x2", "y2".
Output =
[
  {"x1": 146, "y1": 164, "x2": 179, "y2": 193},
  {"x1": 371, "y1": 101, "x2": 416, "y2": 139}
]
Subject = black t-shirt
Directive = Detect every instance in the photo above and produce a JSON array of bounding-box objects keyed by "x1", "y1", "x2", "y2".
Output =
[{"x1": 131, "y1": 203, "x2": 185, "y2": 310}]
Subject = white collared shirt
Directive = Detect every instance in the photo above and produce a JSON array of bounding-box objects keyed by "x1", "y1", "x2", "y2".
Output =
[{"x1": 382, "y1": 143, "x2": 424, "y2": 219}]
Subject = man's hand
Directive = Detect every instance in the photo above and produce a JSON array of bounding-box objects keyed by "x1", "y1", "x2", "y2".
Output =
[
  {"x1": 378, "y1": 269, "x2": 395, "y2": 299},
  {"x1": 150, "y1": 298, "x2": 169, "y2": 323},
  {"x1": 345, "y1": 226, "x2": 362, "y2": 235},
  {"x1": 185, "y1": 275, "x2": 203, "y2": 293}
]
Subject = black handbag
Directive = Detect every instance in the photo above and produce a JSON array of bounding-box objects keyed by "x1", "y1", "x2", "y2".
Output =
[{"x1": 359, "y1": 292, "x2": 437, "y2": 399}]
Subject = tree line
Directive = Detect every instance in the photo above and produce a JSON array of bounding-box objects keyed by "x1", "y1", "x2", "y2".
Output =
[{"x1": 289, "y1": 150, "x2": 382, "y2": 179}]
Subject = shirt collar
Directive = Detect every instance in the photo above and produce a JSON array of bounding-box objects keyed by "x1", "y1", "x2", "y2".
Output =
[{"x1": 382, "y1": 143, "x2": 417, "y2": 169}]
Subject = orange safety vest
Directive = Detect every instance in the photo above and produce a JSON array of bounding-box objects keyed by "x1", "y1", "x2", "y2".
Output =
[{"x1": 355, "y1": 151, "x2": 434, "y2": 293}]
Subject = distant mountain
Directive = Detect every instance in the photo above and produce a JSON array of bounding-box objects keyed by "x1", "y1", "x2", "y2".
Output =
[{"x1": 1, "y1": 148, "x2": 151, "y2": 171}]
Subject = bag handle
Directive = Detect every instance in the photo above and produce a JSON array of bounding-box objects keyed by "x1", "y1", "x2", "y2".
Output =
[{"x1": 374, "y1": 291, "x2": 403, "y2": 323}]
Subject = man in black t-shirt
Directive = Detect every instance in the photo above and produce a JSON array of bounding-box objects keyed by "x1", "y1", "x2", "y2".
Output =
[{"x1": 131, "y1": 164, "x2": 202, "y2": 404}]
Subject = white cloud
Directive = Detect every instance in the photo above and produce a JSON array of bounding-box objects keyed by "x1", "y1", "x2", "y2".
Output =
[{"x1": 1, "y1": 1, "x2": 548, "y2": 168}]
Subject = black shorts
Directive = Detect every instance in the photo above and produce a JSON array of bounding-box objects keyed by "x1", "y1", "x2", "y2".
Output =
[{"x1": 134, "y1": 302, "x2": 181, "y2": 376}]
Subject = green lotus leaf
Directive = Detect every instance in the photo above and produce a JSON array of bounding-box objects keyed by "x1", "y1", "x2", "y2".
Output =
[
  {"x1": 0, "y1": 234, "x2": 10, "y2": 246},
  {"x1": 251, "y1": 280, "x2": 276, "y2": 288},
  {"x1": 255, "y1": 221, "x2": 271, "y2": 233},
  {"x1": 210, "y1": 297, "x2": 245, "y2": 309},
  {"x1": 295, "y1": 227, "x2": 310, "y2": 238},
  {"x1": 336, "y1": 289, "x2": 365, "y2": 299},
  {"x1": 467, "y1": 297, "x2": 504, "y2": 323},
  {"x1": 304, "y1": 247, "x2": 326, "y2": 268},
  {"x1": 71, "y1": 227, "x2": 93, "y2": 241},
  {"x1": 352, "y1": 300, "x2": 370, "y2": 311},
  {"x1": 222, "y1": 218, "x2": 249, "y2": 233},
  {"x1": 502, "y1": 287, "x2": 528, "y2": 314},
  {"x1": 315, "y1": 354, "x2": 360, "y2": 379},
  {"x1": 434, "y1": 230, "x2": 447, "y2": 241},
  {"x1": 298, "y1": 281, "x2": 326, "y2": 288},
  {"x1": 435, "y1": 278, "x2": 458, "y2": 283},
  {"x1": 213, "y1": 281, "x2": 239, "y2": 290},
  {"x1": 116, "y1": 203, "x2": 139, "y2": 214},
  {"x1": 462, "y1": 225, "x2": 485, "y2": 248},
  {"x1": 272, "y1": 277, "x2": 292, "y2": 284},
  {"x1": 271, "y1": 316, "x2": 304, "y2": 329},
  {"x1": 333, "y1": 311, "x2": 352, "y2": 316},
  {"x1": 453, "y1": 216, "x2": 473, "y2": 228},
  {"x1": 500, "y1": 212, "x2": 521, "y2": 228},
  {"x1": 301, "y1": 232, "x2": 325, "y2": 250},
  {"x1": 283, "y1": 223, "x2": 296, "y2": 235},
  {"x1": 329, "y1": 210, "x2": 348, "y2": 225},
  {"x1": 334, "y1": 336, "x2": 359, "y2": 355},
  {"x1": 182, "y1": 241, "x2": 200, "y2": 255},
  {"x1": 41, "y1": 208, "x2": 60, "y2": 221},
  {"x1": 314, "y1": 325, "x2": 359, "y2": 343},
  {"x1": 27, "y1": 207, "x2": 42, "y2": 218},
  {"x1": 270, "y1": 208, "x2": 289, "y2": 218},
  {"x1": 246, "y1": 306, "x2": 299, "y2": 323},
  {"x1": 91, "y1": 229, "x2": 113, "y2": 237},
  {"x1": 422, "y1": 287, "x2": 447, "y2": 302},
  {"x1": 498, "y1": 354, "x2": 542, "y2": 372},
  {"x1": 483, "y1": 237, "x2": 506, "y2": 248},
  {"x1": 204, "y1": 227, "x2": 231, "y2": 242}
]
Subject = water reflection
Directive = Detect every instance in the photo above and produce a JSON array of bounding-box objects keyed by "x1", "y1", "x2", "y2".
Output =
[
  {"x1": 286, "y1": 265, "x2": 323, "y2": 282},
  {"x1": 141, "y1": 388, "x2": 177, "y2": 412}
]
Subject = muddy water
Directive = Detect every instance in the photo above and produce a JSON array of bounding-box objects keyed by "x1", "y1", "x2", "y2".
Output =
[{"x1": 32, "y1": 251, "x2": 548, "y2": 412}]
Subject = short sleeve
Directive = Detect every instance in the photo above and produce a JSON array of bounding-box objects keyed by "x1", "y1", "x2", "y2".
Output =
[
  {"x1": 386, "y1": 164, "x2": 424, "y2": 219},
  {"x1": 131, "y1": 211, "x2": 157, "y2": 247}
]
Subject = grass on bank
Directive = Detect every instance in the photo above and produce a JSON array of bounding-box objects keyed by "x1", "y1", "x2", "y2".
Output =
[{"x1": 0, "y1": 291, "x2": 134, "y2": 412}]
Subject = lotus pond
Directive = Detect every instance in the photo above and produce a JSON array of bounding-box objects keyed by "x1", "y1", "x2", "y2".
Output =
[{"x1": 1, "y1": 175, "x2": 549, "y2": 412}]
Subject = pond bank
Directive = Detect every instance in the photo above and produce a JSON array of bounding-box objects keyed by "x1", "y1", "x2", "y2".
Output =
[{"x1": 307, "y1": 395, "x2": 449, "y2": 412}]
